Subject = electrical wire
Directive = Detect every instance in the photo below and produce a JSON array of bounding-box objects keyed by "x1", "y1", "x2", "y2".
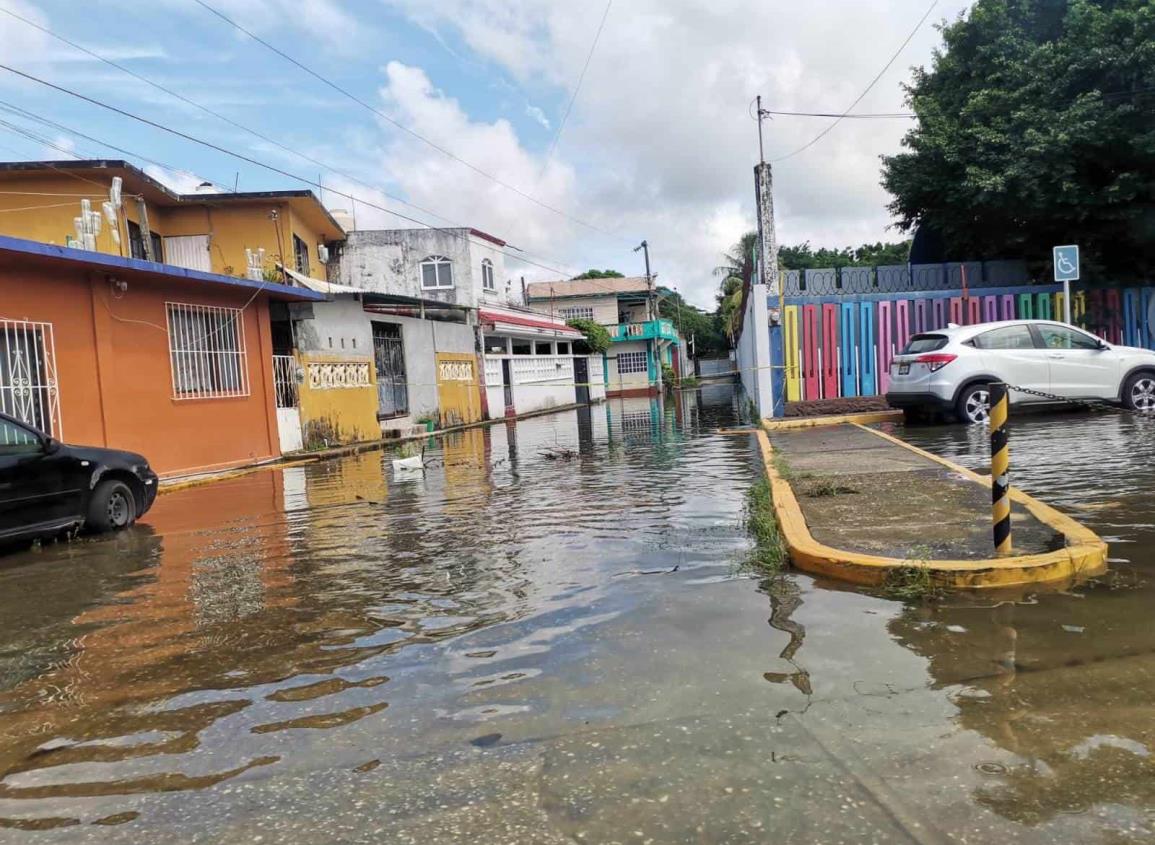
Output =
[
  {"x1": 762, "y1": 109, "x2": 916, "y2": 119},
  {"x1": 190, "y1": 0, "x2": 629, "y2": 244},
  {"x1": 0, "y1": 200, "x2": 80, "y2": 213},
  {"x1": 545, "y1": 0, "x2": 612, "y2": 161},
  {"x1": 0, "y1": 6, "x2": 503, "y2": 244},
  {"x1": 771, "y1": 0, "x2": 939, "y2": 163},
  {"x1": 0, "y1": 66, "x2": 583, "y2": 278}
]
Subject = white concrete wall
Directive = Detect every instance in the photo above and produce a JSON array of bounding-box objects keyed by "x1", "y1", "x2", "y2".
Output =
[
  {"x1": 528, "y1": 295, "x2": 620, "y2": 325},
  {"x1": 735, "y1": 284, "x2": 773, "y2": 416},
  {"x1": 292, "y1": 296, "x2": 476, "y2": 429},
  {"x1": 330, "y1": 228, "x2": 520, "y2": 309},
  {"x1": 511, "y1": 355, "x2": 575, "y2": 414},
  {"x1": 588, "y1": 355, "x2": 607, "y2": 402},
  {"x1": 606, "y1": 340, "x2": 652, "y2": 394}
]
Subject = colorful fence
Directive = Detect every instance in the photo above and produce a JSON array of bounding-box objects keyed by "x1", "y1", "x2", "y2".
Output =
[{"x1": 776, "y1": 284, "x2": 1155, "y2": 401}]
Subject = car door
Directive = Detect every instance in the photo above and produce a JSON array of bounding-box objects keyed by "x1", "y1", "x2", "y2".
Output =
[
  {"x1": 970, "y1": 324, "x2": 1051, "y2": 401},
  {"x1": 0, "y1": 417, "x2": 84, "y2": 537},
  {"x1": 1033, "y1": 324, "x2": 1119, "y2": 399}
]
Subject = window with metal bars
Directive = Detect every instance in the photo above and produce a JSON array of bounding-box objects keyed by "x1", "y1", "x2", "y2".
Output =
[
  {"x1": 166, "y1": 303, "x2": 249, "y2": 399},
  {"x1": 560, "y1": 306, "x2": 594, "y2": 321},
  {"x1": 616, "y1": 350, "x2": 648, "y2": 374}
]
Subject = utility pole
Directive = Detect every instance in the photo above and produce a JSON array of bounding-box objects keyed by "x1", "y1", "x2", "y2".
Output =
[
  {"x1": 753, "y1": 95, "x2": 782, "y2": 418},
  {"x1": 635, "y1": 239, "x2": 662, "y2": 392}
]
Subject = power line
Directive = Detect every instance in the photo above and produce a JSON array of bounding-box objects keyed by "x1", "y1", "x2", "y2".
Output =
[
  {"x1": 771, "y1": 0, "x2": 939, "y2": 163},
  {"x1": 0, "y1": 64, "x2": 583, "y2": 278},
  {"x1": 762, "y1": 109, "x2": 915, "y2": 119},
  {"x1": 545, "y1": 0, "x2": 613, "y2": 161},
  {"x1": 190, "y1": 0, "x2": 628, "y2": 243}
]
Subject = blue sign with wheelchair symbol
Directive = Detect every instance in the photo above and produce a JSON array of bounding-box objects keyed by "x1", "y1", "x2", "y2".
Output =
[{"x1": 1053, "y1": 245, "x2": 1080, "y2": 282}]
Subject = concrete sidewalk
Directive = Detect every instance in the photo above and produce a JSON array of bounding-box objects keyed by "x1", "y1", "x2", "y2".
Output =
[{"x1": 769, "y1": 423, "x2": 1062, "y2": 561}]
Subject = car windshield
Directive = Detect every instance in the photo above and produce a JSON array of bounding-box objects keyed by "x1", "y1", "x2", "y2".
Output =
[{"x1": 902, "y1": 334, "x2": 948, "y2": 354}]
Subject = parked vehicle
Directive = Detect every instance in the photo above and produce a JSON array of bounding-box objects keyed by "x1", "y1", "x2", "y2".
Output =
[
  {"x1": 0, "y1": 413, "x2": 157, "y2": 544},
  {"x1": 885, "y1": 320, "x2": 1155, "y2": 424}
]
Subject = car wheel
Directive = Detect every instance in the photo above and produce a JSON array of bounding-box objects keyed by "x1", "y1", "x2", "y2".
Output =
[
  {"x1": 956, "y1": 383, "x2": 991, "y2": 425},
  {"x1": 86, "y1": 480, "x2": 137, "y2": 533},
  {"x1": 1123, "y1": 372, "x2": 1155, "y2": 413}
]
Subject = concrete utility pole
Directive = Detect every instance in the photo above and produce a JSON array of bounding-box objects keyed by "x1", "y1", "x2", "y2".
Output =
[
  {"x1": 635, "y1": 239, "x2": 662, "y2": 392},
  {"x1": 753, "y1": 96, "x2": 782, "y2": 417}
]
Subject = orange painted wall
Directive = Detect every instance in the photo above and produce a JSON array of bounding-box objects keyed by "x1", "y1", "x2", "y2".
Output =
[{"x1": 1, "y1": 256, "x2": 282, "y2": 477}]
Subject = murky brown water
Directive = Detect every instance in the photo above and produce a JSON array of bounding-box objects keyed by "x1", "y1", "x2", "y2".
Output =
[{"x1": 0, "y1": 395, "x2": 1153, "y2": 843}]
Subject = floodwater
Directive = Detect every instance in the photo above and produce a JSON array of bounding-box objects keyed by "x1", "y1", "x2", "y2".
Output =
[{"x1": 0, "y1": 394, "x2": 1153, "y2": 843}]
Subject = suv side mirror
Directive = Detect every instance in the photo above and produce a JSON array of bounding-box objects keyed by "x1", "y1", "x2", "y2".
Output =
[
  {"x1": 1097, "y1": 340, "x2": 1110, "y2": 351},
  {"x1": 42, "y1": 437, "x2": 61, "y2": 454}
]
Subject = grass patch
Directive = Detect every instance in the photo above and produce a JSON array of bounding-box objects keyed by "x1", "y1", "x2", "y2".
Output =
[
  {"x1": 744, "y1": 476, "x2": 788, "y2": 572},
  {"x1": 882, "y1": 545, "x2": 944, "y2": 601},
  {"x1": 802, "y1": 478, "x2": 858, "y2": 498}
]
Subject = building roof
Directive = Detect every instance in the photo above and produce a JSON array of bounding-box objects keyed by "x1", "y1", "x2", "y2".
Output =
[
  {"x1": 525, "y1": 276, "x2": 651, "y2": 300},
  {"x1": 0, "y1": 160, "x2": 345, "y2": 239},
  {"x1": 479, "y1": 308, "x2": 584, "y2": 338},
  {"x1": 0, "y1": 233, "x2": 325, "y2": 302}
]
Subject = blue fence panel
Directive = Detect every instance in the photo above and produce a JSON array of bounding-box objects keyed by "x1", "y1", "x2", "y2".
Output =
[
  {"x1": 858, "y1": 301, "x2": 876, "y2": 396},
  {"x1": 840, "y1": 302, "x2": 858, "y2": 397}
]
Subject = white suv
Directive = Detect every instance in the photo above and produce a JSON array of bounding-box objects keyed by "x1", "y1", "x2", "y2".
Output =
[{"x1": 885, "y1": 320, "x2": 1155, "y2": 424}]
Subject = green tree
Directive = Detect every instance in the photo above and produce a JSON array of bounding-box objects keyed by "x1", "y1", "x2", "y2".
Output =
[
  {"x1": 779, "y1": 241, "x2": 911, "y2": 270},
  {"x1": 657, "y1": 288, "x2": 727, "y2": 355},
  {"x1": 572, "y1": 269, "x2": 625, "y2": 280},
  {"x1": 881, "y1": 0, "x2": 1155, "y2": 281},
  {"x1": 714, "y1": 231, "x2": 758, "y2": 343},
  {"x1": 566, "y1": 318, "x2": 611, "y2": 354}
]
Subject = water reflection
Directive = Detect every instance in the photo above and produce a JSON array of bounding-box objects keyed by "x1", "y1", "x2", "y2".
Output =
[
  {"x1": 890, "y1": 412, "x2": 1155, "y2": 834},
  {"x1": 0, "y1": 390, "x2": 755, "y2": 831}
]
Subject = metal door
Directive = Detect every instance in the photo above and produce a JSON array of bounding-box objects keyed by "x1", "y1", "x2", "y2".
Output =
[
  {"x1": 435, "y1": 354, "x2": 481, "y2": 427},
  {"x1": 501, "y1": 359, "x2": 513, "y2": 411},
  {"x1": 162, "y1": 235, "x2": 212, "y2": 272},
  {"x1": 372, "y1": 322, "x2": 408, "y2": 418},
  {"x1": 574, "y1": 357, "x2": 590, "y2": 404}
]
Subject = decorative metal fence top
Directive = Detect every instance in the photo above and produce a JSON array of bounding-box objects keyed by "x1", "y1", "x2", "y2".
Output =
[{"x1": 781, "y1": 260, "x2": 1030, "y2": 296}]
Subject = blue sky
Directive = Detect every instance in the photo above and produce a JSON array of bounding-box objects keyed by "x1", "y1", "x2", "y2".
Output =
[{"x1": 0, "y1": 0, "x2": 973, "y2": 307}]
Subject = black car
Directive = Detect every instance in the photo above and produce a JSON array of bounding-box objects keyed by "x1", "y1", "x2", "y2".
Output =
[{"x1": 0, "y1": 412, "x2": 158, "y2": 544}]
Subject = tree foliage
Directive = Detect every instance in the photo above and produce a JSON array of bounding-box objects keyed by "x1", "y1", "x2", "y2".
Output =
[
  {"x1": 882, "y1": 0, "x2": 1155, "y2": 280},
  {"x1": 658, "y1": 288, "x2": 728, "y2": 354},
  {"x1": 778, "y1": 240, "x2": 911, "y2": 270},
  {"x1": 566, "y1": 318, "x2": 611, "y2": 354},
  {"x1": 572, "y1": 269, "x2": 625, "y2": 279}
]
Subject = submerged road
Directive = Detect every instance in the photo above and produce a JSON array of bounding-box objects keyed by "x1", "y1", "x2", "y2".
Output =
[{"x1": 0, "y1": 392, "x2": 1153, "y2": 843}]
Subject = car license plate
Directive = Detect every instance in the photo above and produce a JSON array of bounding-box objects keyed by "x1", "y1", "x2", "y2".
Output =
[{"x1": 898, "y1": 363, "x2": 910, "y2": 375}]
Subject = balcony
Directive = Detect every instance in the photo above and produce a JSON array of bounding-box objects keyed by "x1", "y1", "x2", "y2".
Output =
[{"x1": 608, "y1": 319, "x2": 679, "y2": 343}]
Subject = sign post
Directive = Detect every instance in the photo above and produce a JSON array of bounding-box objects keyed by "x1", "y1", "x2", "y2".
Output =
[{"x1": 1052, "y1": 245, "x2": 1080, "y2": 325}]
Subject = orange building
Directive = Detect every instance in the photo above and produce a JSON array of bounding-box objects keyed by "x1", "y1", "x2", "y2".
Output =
[{"x1": 0, "y1": 234, "x2": 325, "y2": 477}]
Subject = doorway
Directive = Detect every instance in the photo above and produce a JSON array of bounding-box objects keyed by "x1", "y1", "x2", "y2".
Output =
[{"x1": 574, "y1": 357, "x2": 590, "y2": 404}]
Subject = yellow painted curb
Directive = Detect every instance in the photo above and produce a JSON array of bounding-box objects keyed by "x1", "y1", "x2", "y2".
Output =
[
  {"x1": 762, "y1": 410, "x2": 903, "y2": 431},
  {"x1": 757, "y1": 426, "x2": 1108, "y2": 589}
]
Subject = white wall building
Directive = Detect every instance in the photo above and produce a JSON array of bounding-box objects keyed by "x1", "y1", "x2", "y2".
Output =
[{"x1": 329, "y1": 227, "x2": 598, "y2": 419}]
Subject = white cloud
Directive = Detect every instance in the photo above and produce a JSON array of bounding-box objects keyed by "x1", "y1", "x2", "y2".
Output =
[
  {"x1": 525, "y1": 104, "x2": 551, "y2": 130},
  {"x1": 374, "y1": 0, "x2": 973, "y2": 307},
  {"x1": 143, "y1": 164, "x2": 222, "y2": 194}
]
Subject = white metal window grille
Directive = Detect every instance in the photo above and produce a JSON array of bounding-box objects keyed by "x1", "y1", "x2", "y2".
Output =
[
  {"x1": 481, "y1": 259, "x2": 495, "y2": 291},
  {"x1": 166, "y1": 302, "x2": 249, "y2": 399},
  {"x1": 616, "y1": 350, "x2": 648, "y2": 374},
  {"x1": 420, "y1": 256, "x2": 454, "y2": 289},
  {"x1": 272, "y1": 354, "x2": 299, "y2": 408},
  {"x1": 0, "y1": 319, "x2": 62, "y2": 437},
  {"x1": 560, "y1": 306, "x2": 594, "y2": 321}
]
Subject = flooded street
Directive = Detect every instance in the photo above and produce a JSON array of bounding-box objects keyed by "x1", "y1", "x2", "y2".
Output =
[{"x1": 1, "y1": 395, "x2": 1154, "y2": 843}]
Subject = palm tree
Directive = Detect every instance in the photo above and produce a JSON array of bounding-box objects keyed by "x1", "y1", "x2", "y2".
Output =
[{"x1": 714, "y1": 231, "x2": 758, "y2": 343}]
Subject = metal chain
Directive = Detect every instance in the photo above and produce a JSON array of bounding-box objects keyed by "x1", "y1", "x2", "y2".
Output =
[{"x1": 1002, "y1": 383, "x2": 1154, "y2": 417}]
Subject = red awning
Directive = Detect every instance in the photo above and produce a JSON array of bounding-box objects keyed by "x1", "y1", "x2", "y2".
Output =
[{"x1": 479, "y1": 309, "x2": 583, "y2": 337}]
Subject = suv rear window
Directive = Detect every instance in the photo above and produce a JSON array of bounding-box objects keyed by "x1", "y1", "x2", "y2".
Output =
[{"x1": 901, "y1": 334, "x2": 948, "y2": 354}]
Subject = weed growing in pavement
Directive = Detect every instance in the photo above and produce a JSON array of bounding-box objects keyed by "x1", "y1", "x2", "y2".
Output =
[
  {"x1": 803, "y1": 478, "x2": 859, "y2": 498},
  {"x1": 744, "y1": 477, "x2": 788, "y2": 573},
  {"x1": 883, "y1": 545, "x2": 944, "y2": 601}
]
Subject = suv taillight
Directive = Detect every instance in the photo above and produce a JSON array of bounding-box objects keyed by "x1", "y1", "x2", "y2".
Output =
[{"x1": 916, "y1": 353, "x2": 957, "y2": 372}]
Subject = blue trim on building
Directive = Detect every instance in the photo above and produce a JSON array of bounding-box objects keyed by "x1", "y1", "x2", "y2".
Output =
[{"x1": 0, "y1": 233, "x2": 326, "y2": 301}]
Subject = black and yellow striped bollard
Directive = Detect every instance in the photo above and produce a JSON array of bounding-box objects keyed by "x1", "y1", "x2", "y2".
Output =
[{"x1": 989, "y1": 382, "x2": 1012, "y2": 554}]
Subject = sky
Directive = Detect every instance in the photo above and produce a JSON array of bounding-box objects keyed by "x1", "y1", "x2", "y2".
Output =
[{"x1": 0, "y1": 0, "x2": 973, "y2": 308}]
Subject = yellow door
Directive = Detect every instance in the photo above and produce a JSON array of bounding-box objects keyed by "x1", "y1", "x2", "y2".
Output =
[{"x1": 435, "y1": 353, "x2": 482, "y2": 427}]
